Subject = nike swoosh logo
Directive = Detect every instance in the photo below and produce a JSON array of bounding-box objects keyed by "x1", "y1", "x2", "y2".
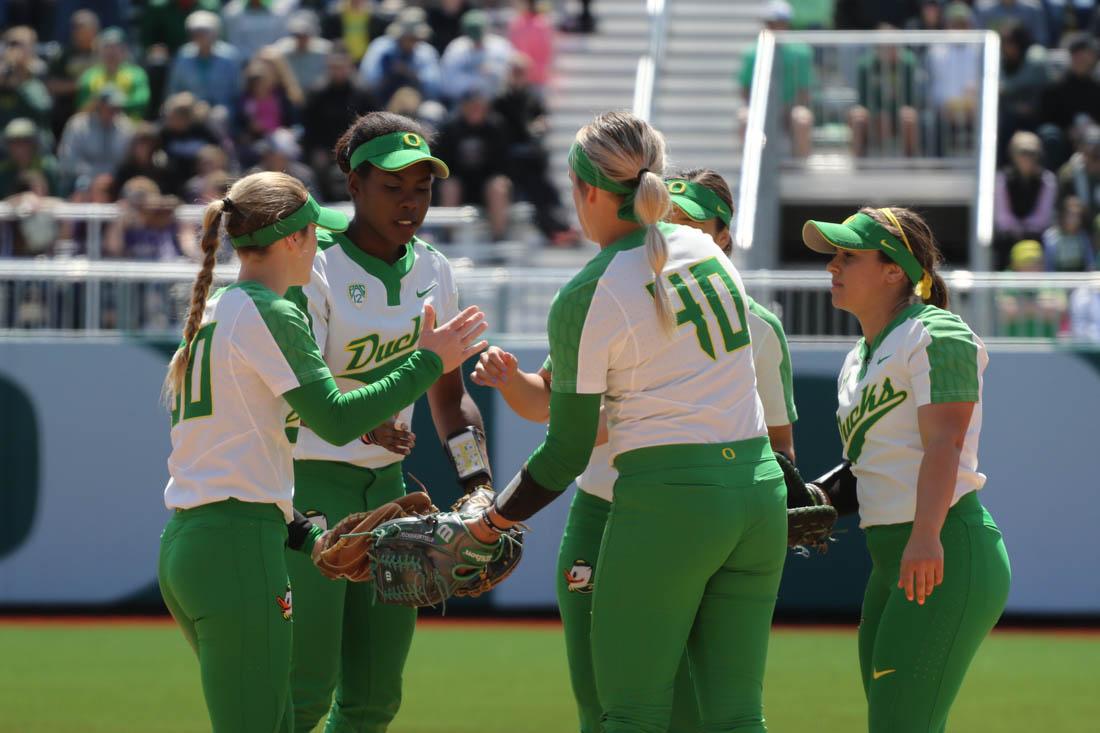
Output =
[
  {"x1": 873, "y1": 668, "x2": 896, "y2": 680},
  {"x1": 876, "y1": 355, "x2": 891, "y2": 365},
  {"x1": 416, "y1": 283, "x2": 437, "y2": 298},
  {"x1": 879, "y1": 239, "x2": 896, "y2": 251}
]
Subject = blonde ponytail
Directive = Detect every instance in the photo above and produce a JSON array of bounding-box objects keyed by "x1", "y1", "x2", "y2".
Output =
[
  {"x1": 163, "y1": 200, "x2": 224, "y2": 408},
  {"x1": 634, "y1": 169, "x2": 675, "y2": 332}
]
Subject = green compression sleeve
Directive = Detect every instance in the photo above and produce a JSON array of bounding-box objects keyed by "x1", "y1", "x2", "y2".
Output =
[
  {"x1": 527, "y1": 391, "x2": 603, "y2": 493},
  {"x1": 284, "y1": 349, "x2": 443, "y2": 446}
]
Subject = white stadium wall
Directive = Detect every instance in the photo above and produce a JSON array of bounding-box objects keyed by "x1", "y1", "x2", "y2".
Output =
[{"x1": 0, "y1": 338, "x2": 1097, "y2": 616}]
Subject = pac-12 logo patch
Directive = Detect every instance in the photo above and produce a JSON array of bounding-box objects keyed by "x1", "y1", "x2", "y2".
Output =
[
  {"x1": 276, "y1": 585, "x2": 293, "y2": 620},
  {"x1": 348, "y1": 283, "x2": 367, "y2": 307},
  {"x1": 564, "y1": 559, "x2": 594, "y2": 594}
]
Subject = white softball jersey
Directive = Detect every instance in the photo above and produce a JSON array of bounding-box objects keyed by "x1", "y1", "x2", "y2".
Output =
[
  {"x1": 836, "y1": 303, "x2": 988, "y2": 528},
  {"x1": 164, "y1": 282, "x2": 333, "y2": 521},
  {"x1": 290, "y1": 231, "x2": 460, "y2": 468}
]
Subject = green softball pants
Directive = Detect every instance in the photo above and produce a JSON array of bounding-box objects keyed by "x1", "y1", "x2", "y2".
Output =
[
  {"x1": 859, "y1": 490, "x2": 1011, "y2": 733},
  {"x1": 158, "y1": 499, "x2": 295, "y2": 733},
  {"x1": 284, "y1": 460, "x2": 413, "y2": 733}
]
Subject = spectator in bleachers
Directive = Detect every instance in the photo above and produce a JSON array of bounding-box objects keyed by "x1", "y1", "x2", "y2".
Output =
[
  {"x1": 237, "y1": 54, "x2": 303, "y2": 154},
  {"x1": 436, "y1": 86, "x2": 513, "y2": 240},
  {"x1": 76, "y1": 28, "x2": 150, "y2": 120},
  {"x1": 183, "y1": 144, "x2": 232, "y2": 203},
  {"x1": 223, "y1": 0, "x2": 294, "y2": 62},
  {"x1": 273, "y1": 10, "x2": 334, "y2": 94},
  {"x1": 160, "y1": 92, "x2": 221, "y2": 192},
  {"x1": 791, "y1": 0, "x2": 835, "y2": 29},
  {"x1": 140, "y1": 0, "x2": 223, "y2": 56},
  {"x1": 998, "y1": 20, "x2": 1048, "y2": 158},
  {"x1": 997, "y1": 238, "x2": 1066, "y2": 337},
  {"x1": 440, "y1": 10, "x2": 515, "y2": 105},
  {"x1": 58, "y1": 86, "x2": 134, "y2": 193},
  {"x1": 192, "y1": 169, "x2": 233, "y2": 205},
  {"x1": 46, "y1": 11, "x2": 100, "y2": 141},
  {"x1": 1068, "y1": 283, "x2": 1100, "y2": 341},
  {"x1": 0, "y1": 118, "x2": 60, "y2": 198},
  {"x1": 993, "y1": 130, "x2": 1057, "y2": 268},
  {"x1": 559, "y1": 0, "x2": 596, "y2": 34},
  {"x1": 304, "y1": 44, "x2": 380, "y2": 200},
  {"x1": 494, "y1": 53, "x2": 576, "y2": 245},
  {"x1": 975, "y1": 0, "x2": 1050, "y2": 48},
  {"x1": 834, "y1": 0, "x2": 920, "y2": 30},
  {"x1": 509, "y1": 0, "x2": 554, "y2": 94},
  {"x1": 111, "y1": 121, "x2": 173, "y2": 198},
  {"x1": 906, "y1": 0, "x2": 944, "y2": 30},
  {"x1": 0, "y1": 170, "x2": 63, "y2": 259},
  {"x1": 105, "y1": 177, "x2": 188, "y2": 261},
  {"x1": 167, "y1": 11, "x2": 242, "y2": 113},
  {"x1": 247, "y1": 127, "x2": 320, "y2": 196},
  {"x1": 1039, "y1": 33, "x2": 1100, "y2": 168},
  {"x1": 1057, "y1": 125, "x2": 1100, "y2": 228},
  {"x1": 321, "y1": 0, "x2": 375, "y2": 63},
  {"x1": 850, "y1": 31, "x2": 920, "y2": 156},
  {"x1": 50, "y1": 1, "x2": 128, "y2": 44},
  {"x1": 738, "y1": 1, "x2": 813, "y2": 158},
  {"x1": 927, "y1": 3, "x2": 982, "y2": 154},
  {"x1": 0, "y1": 27, "x2": 52, "y2": 133},
  {"x1": 360, "y1": 7, "x2": 442, "y2": 105},
  {"x1": 428, "y1": 0, "x2": 474, "y2": 56},
  {"x1": 1043, "y1": 196, "x2": 1096, "y2": 271}
]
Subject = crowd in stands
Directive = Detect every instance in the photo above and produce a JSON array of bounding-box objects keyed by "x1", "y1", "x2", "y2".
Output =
[{"x1": 0, "y1": 0, "x2": 580, "y2": 261}]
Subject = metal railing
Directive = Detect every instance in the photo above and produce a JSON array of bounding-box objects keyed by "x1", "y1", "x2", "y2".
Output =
[
  {"x1": 736, "y1": 30, "x2": 1001, "y2": 272},
  {"x1": 3, "y1": 260, "x2": 1099, "y2": 344},
  {"x1": 631, "y1": 0, "x2": 669, "y2": 123}
]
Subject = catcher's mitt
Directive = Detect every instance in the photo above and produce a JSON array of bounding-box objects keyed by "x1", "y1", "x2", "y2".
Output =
[
  {"x1": 364, "y1": 509, "x2": 511, "y2": 607},
  {"x1": 775, "y1": 452, "x2": 838, "y2": 553},
  {"x1": 448, "y1": 486, "x2": 525, "y2": 598},
  {"x1": 312, "y1": 492, "x2": 437, "y2": 582}
]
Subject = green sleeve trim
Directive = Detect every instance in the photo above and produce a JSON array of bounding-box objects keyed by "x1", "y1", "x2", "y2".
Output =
[
  {"x1": 915, "y1": 307, "x2": 981, "y2": 404},
  {"x1": 333, "y1": 232, "x2": 417, "y2": 306},
  {"x1": 284, "y1": 349, "x2": 443, "y2": 445},
  {"x1": 237, "y1": 283, "x2": 331, "y2": 388},
  {"x1": 542, "y1": 355, "x2": 553, "y2": 373},
  {"x1": 300, "y1": 524, "x2": 324, "y2": 555},
  {"x1": 748, "y1": 299, "x2": 798, "y2": 423},
  {"x1": 547, "y1": 248, "x2": 618, "y2": 394},
  {"x1": 526, "y1": 392, "x2": 602, "y2": 492},
  {"x1": 283, "y1": 285, "x2": 314, "y2": 339}
]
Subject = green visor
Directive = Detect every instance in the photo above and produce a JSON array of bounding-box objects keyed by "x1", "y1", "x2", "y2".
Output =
[
  {"x1": 348, "y1": 131, "x2": 449, "y2": 179},
  {"x1": 230, "y1": 194, "x2": 348, "y2": 249},
  {"x1": 666, "y1": 179, "x2": 732, "y2": 228},
  {"x1": 802, "y1": 212, "x2": 926, "y2": 291}
]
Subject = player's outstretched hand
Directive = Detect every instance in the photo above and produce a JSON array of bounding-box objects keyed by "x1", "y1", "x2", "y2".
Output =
[
  {"x1": 361, "y1": 418, "x2": 415, "y2": 455},
  {"x1": 470, "y1": 346, "x2": 519, "y2": 388},
  {"x1": 418, "y1": 304, "x2": 489, "y2": 373},
  {"x1": 898, "y1": 533, "x2": 944, "y2": 605}
]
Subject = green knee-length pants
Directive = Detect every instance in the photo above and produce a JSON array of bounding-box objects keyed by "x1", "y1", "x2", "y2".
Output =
[
  {"x1": 284, "y1": 459, "x2": 413, "y2": 733},
  {"x1": 159, "y1": 499, "x2": 295, "y2": 733},
  {"x1": 859, "y1": 490, "x2": 1011, "y2": 733},
  {"x1": 583, "y1": 438, "x2": 788, "y2": 733}
]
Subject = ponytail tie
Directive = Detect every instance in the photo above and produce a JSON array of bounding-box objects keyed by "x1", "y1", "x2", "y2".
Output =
[
  {"x1": 221, "y1": 197, "x2": 235, "y2": 212},
  {"x1": 635, "y1": 168, "x2": 650, "y2": 185}
]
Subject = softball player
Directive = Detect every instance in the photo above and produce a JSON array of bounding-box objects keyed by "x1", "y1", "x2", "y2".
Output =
[
  {"x1": 466, "y1": 111, "x2": 788, "y2": 733},
  {"x1": 802, "y1": 206, "x2": 1011, "y2": 732},
  {"x1": 472, "y1": 167, "x2": 798, "y2": 733},
  {"x1": 158, "y1": 172, "x2": 487, "y2": 733},
  {"x1": 283, "y1": 112, "x2": 492, "y2": 733}
]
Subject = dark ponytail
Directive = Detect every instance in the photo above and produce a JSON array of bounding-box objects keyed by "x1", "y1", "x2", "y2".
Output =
[{"x1": 862, "y1": 206, "x2": 949, "y2": 310}]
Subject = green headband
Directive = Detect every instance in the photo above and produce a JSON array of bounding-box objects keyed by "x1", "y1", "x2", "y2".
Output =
[
  {"x1": 348, "y1": 131, "x2": 450, "y2": 178},
  {"x1": 568, "y1": 142, "x2": 643, "y2": 223},
  {"x1": 666, "y1": 178, "x2": 733, "y2": 227},
  {"x1": 801, "y1": 210, "x2": 932, "y2": 298},
  {"x1": 229, "y1": 194, "x2": 348, "y2": 248}
]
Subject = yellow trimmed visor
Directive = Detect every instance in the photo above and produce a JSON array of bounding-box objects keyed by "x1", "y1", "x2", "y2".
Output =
[
  {"x1": 802, "y1": 212, "x2": 926, "y2": 291},
  {"x1": 666, "y1": 178, "x2": 733, "y2": 228}
]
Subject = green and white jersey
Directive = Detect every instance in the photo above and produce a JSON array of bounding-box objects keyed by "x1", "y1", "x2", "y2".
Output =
[
  {"x1": 836, "y1": 303, "x2": 987, "y2": 528},
  {"x1": 290, "y1": 231, "x2": 459, "y2": 468},
  {"x1": 549, "y1": 222, "x2": 766, "y2": 469},
  {"x1": 164, "y1": 282, "x2": 332, "y2": 521},
  {"x1": 570, "y1": 296, "x2": 798, "y2": 502}
]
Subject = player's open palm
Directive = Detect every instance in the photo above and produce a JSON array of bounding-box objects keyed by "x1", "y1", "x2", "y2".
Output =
[
  {"x1": 470, "y1": 346, "x2": 519, "y2": 388},
  {"x1": 418, "y1": 304, "x2": 489, "y2": 373},
  {"x1": 898, "y1": 533, "x2": 944, "y2": 605}
]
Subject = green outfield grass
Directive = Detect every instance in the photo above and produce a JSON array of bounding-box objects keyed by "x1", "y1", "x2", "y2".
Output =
[{"x1": 0, "y1": 620, "x2": 1095, "y2": 732}]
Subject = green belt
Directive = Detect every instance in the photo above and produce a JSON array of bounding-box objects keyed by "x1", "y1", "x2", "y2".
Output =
[
  {"x1": 172, "y1": 497, "x2": 285, "y2": 523},
  {"x1": 614, "y1": 436, "x2": 774, "y2": 475}
]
